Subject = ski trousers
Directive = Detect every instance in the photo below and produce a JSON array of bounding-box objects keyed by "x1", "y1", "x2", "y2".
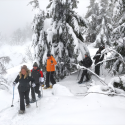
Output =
[
  {"x1": 79, "y1": 69, "x2": 89, "y2": 82},
  {"x1": 19, "y1": 89, "x2": 30, "y2": 111},
  {"x1": 45, "y1": 71, "x2": 56, "y2": 87},
  {"x1": 31, "y1": 84, "x2": 40, "y2": 100},
  {"x1": 95, "y1": 64, "x2": 100, "y2": 76}
]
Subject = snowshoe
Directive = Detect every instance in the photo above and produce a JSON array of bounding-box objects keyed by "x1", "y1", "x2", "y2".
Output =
[
  {"x1": 43, "y1": 86, "x2": 49, "y2": 89},
  {"x1": 18, "y1": 110, "x2": 25, "y2": 114},
  {"x1": 30, "y1": 99, "x2": 36, "y2": 103},
  {"x1": 26, "y1": 104, "x2": 30, "y2": 108},
  {"x1": 41, "y1": 84, "x2": 44, "y2": 87}
]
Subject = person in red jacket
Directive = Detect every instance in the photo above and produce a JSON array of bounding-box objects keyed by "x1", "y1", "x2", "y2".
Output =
[
  {"x1": 30, "y1": 62, "x2": 44, "y2": 103},
  {"x1": 44, "y1": 53, "x2": 57, "y2": 89}
]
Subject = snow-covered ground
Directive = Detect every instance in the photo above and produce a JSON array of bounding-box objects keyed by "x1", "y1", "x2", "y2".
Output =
[{"x1": 0, "y1": 44, "x2": 125, "y2": 125}]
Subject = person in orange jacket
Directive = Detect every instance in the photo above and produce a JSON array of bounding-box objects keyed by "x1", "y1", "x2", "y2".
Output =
[{"x1": 44, "y1": 53, "x2": 57, "y2": 89}]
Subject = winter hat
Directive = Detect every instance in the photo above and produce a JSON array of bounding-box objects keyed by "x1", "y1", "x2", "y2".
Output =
[
  {"x1": 85, "y1": 53, "x2": 88, "y2": 56},
  {"x1": 47, "y1": 53, "x2": 51, "y2": 57},
  {"x1": 21, "y1": 65, "x2": 28, "y2": 71},
  {"x1": 20, "y1": 65, "x2": 30, "y2": 79},
  {"x1": 99, "y1": 45, "x2": 105, "y2": 50},
  {"x1": 33, "y1": 62, "x2": 38, "y2": 67}
]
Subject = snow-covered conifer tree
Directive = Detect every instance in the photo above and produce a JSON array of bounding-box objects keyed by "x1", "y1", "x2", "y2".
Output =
[
  {"x1": 85, "y1": 0, "x2": 100, "y2": 43},
  {"x1": 29, "y1": 0, "x2": 46, "y2": 67},
  {"x1": 31, "y1": 0, "x2": 89, "y2": 80},
  {"x1": 106, "y1": 0, "x2": 125, "y2": 75},
  {"x1": 93, "y1": 0, "x2": 112, "y2": 47},
  {"x1": 0, "y1": 56, "x2": 10, "y2": 90}
]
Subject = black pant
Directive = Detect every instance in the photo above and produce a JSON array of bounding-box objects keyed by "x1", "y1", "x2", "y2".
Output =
[
  {"x1": 79, "y1": 70, "x2": 89, "y2": 82},
  {"x1": 19, "y1": 89, "x2": 30, "y2": 111},
  {"x1": 45, "y1": 71, "x2": 56, "y2": 87},
  {"x1": 31, "y1": 84, "x2": 40, "y2": 99},
  {"x1": 95, "y1": 64, "x2": 100, "y2": 75}
]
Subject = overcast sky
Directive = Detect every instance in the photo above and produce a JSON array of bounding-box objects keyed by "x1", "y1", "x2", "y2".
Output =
[{"x1": 0, "y1": 0, "x2": 90, "y2": 36}]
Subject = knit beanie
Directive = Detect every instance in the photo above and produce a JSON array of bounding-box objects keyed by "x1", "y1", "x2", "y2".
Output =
[{"x1": 33, "y1": 62, "x2": 38, "y2": 67}]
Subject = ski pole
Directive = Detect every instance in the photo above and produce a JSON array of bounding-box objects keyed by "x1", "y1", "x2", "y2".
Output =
[
  {"x1": 33, "y1": 87, "x2": 38, "y2": 108},
  {"x1": 11, "y1": 86, "x2": 15, "y2": 107}
]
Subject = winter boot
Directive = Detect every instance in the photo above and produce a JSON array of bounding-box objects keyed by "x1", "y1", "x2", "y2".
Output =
[
  {"x1": 26, "y1": 104, "x2": 30, "y2": 108},
  {"x1": 30, "y1": 99, "x2": 36, "y2": 103},
  {"x1": 49, "y1": 85, "x2": 53, "y2": 88},
  {"x1": 38, "y1": 93, "x2": 42, "y2": 98},
  {"x1": 84, "y1": 79, "x2": 89, "y2": 82},
  {"x1": 78, "y1": 81, "x2": 83, "y2": 84},
  {"x1": 18, "y1": 110, "x2": 25, "y2": 114}
]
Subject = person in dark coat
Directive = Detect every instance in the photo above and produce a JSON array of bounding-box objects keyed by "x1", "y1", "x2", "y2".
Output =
[
  {"x1": 13, "y1": 65, "x2": 35, "y2": 114},
  {"x1": 93, "y1": 45, "x2": 105, "y2": 75},
  {"x1": 30, "y1": 62, "x2": 44, "y2": 103},
  {"x1": 78, "y1": 54, "x2": 92, "y2": 84}
]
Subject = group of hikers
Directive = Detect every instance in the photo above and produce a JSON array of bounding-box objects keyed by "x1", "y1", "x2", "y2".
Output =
[
  {"x1": 13, "y1": 53, "x2": 57, "y2": 114},
  {"x1": 13, "y1": 45, "x2": 105, "y2": 114},
  {"x1": 78, "y1": 45, "x2": 105, "y2": 83}
]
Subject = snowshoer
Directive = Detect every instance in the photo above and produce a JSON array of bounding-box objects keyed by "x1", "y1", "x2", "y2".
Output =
[
  {"x1": 44, "y1": 53, "x2": 57, "y2": 89},
  {"x1": 78, "y1": 53, "x2": 92, "y2": 84},
  {"x1": 13, "y1": 65, "x2": 35, "y2": 114},
  {"x1": 93, "y1": 45, "x2": 105, "y2": 75},
  {"x1": 30, "y1": 62, "x2": 44, "y2": 103}
]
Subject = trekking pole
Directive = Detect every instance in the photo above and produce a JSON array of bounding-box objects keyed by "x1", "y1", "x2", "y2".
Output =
[
  {"x1": 41, "y1": 85, "x2": 43, "y2": 97},
  {"x1": 11, "y1": 86, "x2": 15, "y2": 107},
  {"x1": 33, "y1": 87, "x2": 38, "y2": 108}
]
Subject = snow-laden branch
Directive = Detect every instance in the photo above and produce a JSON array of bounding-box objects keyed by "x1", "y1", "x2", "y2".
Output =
[
  {"x1": 102, "y1": 48, "x2": 125, "y2": 65},
  {"x1": 76, "y1": 91, "x2": 125, "y2": 98},
  {"x1": 95, "y1": 57, "x2": 118, "y2": 66}
]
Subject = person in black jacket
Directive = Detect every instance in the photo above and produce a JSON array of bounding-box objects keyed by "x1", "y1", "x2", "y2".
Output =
[
  {"x1": 93, "y1": 45, "x2": 105, "y2": 75},
  {"x1": 13, "y1": 65, "x2": 35, "y2": 114},
  {"x1": 30, "y1": 62, "x2": 44, "y2": 103},
  {"x1": 78, "y1": 54, "x2": 92, "y2": 84}
]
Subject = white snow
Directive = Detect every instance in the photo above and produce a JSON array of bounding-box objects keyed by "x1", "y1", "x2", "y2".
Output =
[{"x1": 0, "y1": 43, "x2": 125, "y2": 125}]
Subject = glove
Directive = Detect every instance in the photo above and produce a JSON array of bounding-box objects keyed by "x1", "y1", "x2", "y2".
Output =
[
  {"x1": 51, "y1": 60, "x2": 53, "y2": 63},
  {"x1": 13, "y1": 82, "x2": 16, "y2": 86},
  {"x1": 32, "y1": 83, "x2": 36, "y2": 88}
]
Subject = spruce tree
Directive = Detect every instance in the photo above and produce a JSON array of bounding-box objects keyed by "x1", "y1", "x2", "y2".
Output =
[
  {"x1": 85, "y1": 0, "x2": 100, "y2": 43},
  {"x1": 107, "y1": 0, "x2": 125, "y2": 75},
  {"x1": 94, "y1": 0, "x2": 113, "y2": 47},
  {"x1": 0, "y1": 56, "x2": 10, "y2": 90},
  {"x1": 31, "y1": 0, "x2": 88, "y2": 81}
]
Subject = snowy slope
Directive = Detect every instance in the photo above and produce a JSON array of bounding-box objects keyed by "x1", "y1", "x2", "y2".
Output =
[
  {"x1": 0, "y1": 72, "x2": 125, "y2": 125},
  {"x1": 0, "y1": 44, "x2": 125, "y2": 125}
]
